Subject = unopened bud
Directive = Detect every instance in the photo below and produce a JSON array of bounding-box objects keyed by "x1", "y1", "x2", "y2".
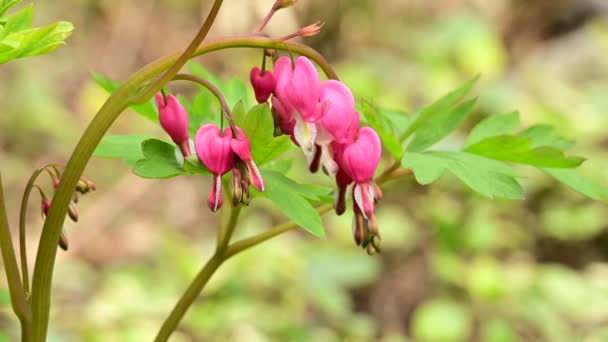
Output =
[
  {"x1": 76, "y1": 179, "x2": 89, "y2": 194},
  {"x1": 41, "y1": 198, "x2": 51, "y2": 217},
  {"x1": 366, "y1": 243, "x2": 376, "y2": 256},
  {"x1": 232, "y1": 168, "x2": 243, "y2": 206},
  {"x1": 53, "y1": 178, "x2": 60, "y2": 189},
  {"x1": 371, "y1": 235, "x2": 381, "y2": 253},
  {"x1": 68, "y1": 202, "x2": 79, "y2": 222},
  {"x1": 275, "y1": 0, "x2": 297, "y2": 10},
  {"x1": 241, "y1": 177, "x2": 251, "y2": 206},
  {"x1": 352, "y1": 211, "x2": 365, "y2": 246},
  {"x1": 296, "y1": 22, "x2": 323, "y2": 37},
  {"x1": 334, "y1": 184, "x2": 347, "y2": 216},
  {"x1": 84, "y1": 179, "x2": 96, "y2": 192},
  {"x1": 72, "y1": 192, "x2": 79, "y2": 204},
  {"x1": 58, "y1": 228, "x2": 69, "y2": 251},
  {"x1": 372, "y1": 181, "x2": 383, "y2": 203}
]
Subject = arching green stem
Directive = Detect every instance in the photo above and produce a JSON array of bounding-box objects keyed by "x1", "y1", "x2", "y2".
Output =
[{"x1": 28, "y1": 36, "x2": 337, "y2": 341}]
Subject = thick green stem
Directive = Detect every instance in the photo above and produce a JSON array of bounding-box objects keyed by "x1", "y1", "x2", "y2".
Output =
[
  {"x1": 154, "y1": 254, "x2": 223, "y2": 342},
  {"x1": 0, "y1": 172, "x2": 32, "y2": 339},
  {"x1": 28, "y1": 36, "x2": 336, "y2": 340},
  {"x1": 217, "y1": 204, "x2": 242, "y2": 255}
]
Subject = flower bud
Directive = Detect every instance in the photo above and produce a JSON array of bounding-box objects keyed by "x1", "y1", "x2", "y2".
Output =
[
  {"x1": 275, "y1": 0, "x2": 297, "y2": 10},
  {"x1": 156, "y1": 93, "x2": 191, "y2": 157},
  {"x1": 231, "y1": 167, "x2": 243, "y2": 206},
  {"x1": 59, "y1": 228, "x2": 69, "y2": 251},
  {"x1": 250, "y1": 67, "x2": 276, "y2": 104},
  {"x1": 68, "y1": 201, "x2": 79, "y2": 222}
]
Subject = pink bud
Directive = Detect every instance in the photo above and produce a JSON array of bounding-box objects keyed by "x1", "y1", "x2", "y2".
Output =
[
  {"x1": 156, "y1": 93, "x2": 191, "y2": 156},
  {"x1": 250, "y1": 67, "x2": 276, "y2": 104},
  {"x1": 231, "y1": 127, "x2": 265, "y2": 191},
  {"x1": 284, "y1": 57, "x2": 325, "y2": 123},
  {"x1": 41, "y1": 198, "x2": 51, "y2": 216},
  {"x1": 340, "y1": 127, "x2": 382, "y2": 183},
  {"x1": 195, "y1": 124, "x2": 234, "y2": 176},
  {"x1": 318, "y1": 80, "x2": 360, "y2": 144}
]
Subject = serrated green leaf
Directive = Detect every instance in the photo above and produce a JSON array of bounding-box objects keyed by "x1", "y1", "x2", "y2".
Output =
[
  {"x1": 465, "y1": 135, "x2": 584, "y2": 168},
  {"x1": 91, "y1": 73, "x2": 158, "y2": 122},
  {"x1": 402, "y1": 75, "x2": 479, "y2": 141},
  {"x1": 260, "y1": 170, "x2": 325, "y2": 236},
  {"x1": 542, "y1": 168, "x2": 608, "y2": 202},
  {"x1": 18, "y1": 21, "x2": 73, "y2": 57},
  {"x1": 133, "y1": 139, "x2": 184, "y2": 179},
  {"x1": 519, "y1": 124, "x2": 574, "y2": 150},
  {"x1": 402, "y1": 151, "x2": 523, "y2": 199},
  {"x1": 0, "y1": 0, "x2": 21, "y2": 17},
  {"x1": 94, "y1": 134, "x2": 157, "y2": 167},
  {"x1": 464, "y1": 111, "x2": 519, "y2": 147},
  {"x1": 407, "y1": 98, "x2": 477, "y2": 152}
]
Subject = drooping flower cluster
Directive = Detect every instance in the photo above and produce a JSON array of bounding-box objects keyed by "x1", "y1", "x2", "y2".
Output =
[
  {"x1": 251, "y1": 56, "x2": 383, "y2": 253},
  {"x1": 155, "y1": 94, "x2": 264, "y2": 213}
]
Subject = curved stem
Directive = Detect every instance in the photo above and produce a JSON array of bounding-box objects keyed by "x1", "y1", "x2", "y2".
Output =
[
  {"x1": 0, "y1": 172, "x2": 31, "y2": 337},
  {"x1": 154, "y1": 254, "x2": 224, "y2": 342},
  {"x1": 217, "y1": 204, "x2": 242, "y2": 255},
  {"x1": 19, "y1": 164, "x2": 56, "y2": 294},
  {"x1": 135, "y1": 0, "x2": 224, "y2": 103},
  {"x1": 172, "y1": 74, "x2": 235, "y2": 129},
  {"x1": 29, "y1": 37, "x2": 337, "y2": 340}
]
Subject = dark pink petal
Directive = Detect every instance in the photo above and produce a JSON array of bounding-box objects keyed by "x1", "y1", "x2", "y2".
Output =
[
  {"x1": 195, "y1": 124, "x2": 234, "y2": 175},
  {"x1": 318, "y1": 80, "x2": 359, "y2": 143},
  {"x1": 250, "y1": 67, "x2": 276, "y2": 103},
  {"x1": 156, "y1": 93, "x2": 189, "y2": 145},
  {"x1": 284, "y1": 57, "x2": 324, "y2": 123},
  {"x1": 341, "y1": 127, "x2": 382, "y2": 183}
]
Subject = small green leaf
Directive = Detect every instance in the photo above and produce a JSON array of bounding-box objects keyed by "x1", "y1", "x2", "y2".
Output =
[
  {"x1": 91, "y1": 73, "x2": 158, "y2": 122},
  {"x1": 407, "y1": 98, "x2": 477, "y2": 152},
  {"x1": 94, "y1": 134, "x2": 156, "y2": 167},
  {"x1": 2, "y1": 4, "x2": 32, "y2": 36},
  {"x1": 0, "y1": 0, "x2": 21, "y2": 17},
  {"x1": 402, "y1": 151, "x2": 523, "y2": 199},
  {"x1": 260, "y1": 170, "x2": 325, "y2": 236},
  {"x1": 402, "y1": 75, "x2": 479, "y2": 141},
  {"x1": 465, "y1": 111, "x2": 519, "y2": 147},
  {"x1": 519, "y1": 124, "x2": 574, "y2": 150},
  {"x1": 133, "y1": 139, "x2": 184, "y2": 179},
  {"x1": 542, "y1": 168, "x2": 608, "y2": 202},
  {"x1": 465, "y1": 135, "x2": 584, "y2": 168}
]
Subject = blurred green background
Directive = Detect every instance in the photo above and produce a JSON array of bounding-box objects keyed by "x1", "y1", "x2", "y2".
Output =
[{"x1": 3, "y1": 0, "x2": 608, "y2": 341}]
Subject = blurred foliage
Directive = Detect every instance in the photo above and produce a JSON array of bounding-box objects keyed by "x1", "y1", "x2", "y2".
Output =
[{"x1": 2, "y1": 0, "x2": 608, "y2": 341}]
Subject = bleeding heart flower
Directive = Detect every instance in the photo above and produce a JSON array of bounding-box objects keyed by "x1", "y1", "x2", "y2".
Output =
[
  {"x1": 156, "y1": 93, "x2": 191, "y2": 157},
  {"x1": 231, "y1": 127, "x2": 265, "y2": 192},
  {"x1": 195, "y1": 124, "x2": 234, "y2": 212},
  {"x1": 317, "y1": 80, "x2": 359, "y2": 144},
  {"x1": 284, "y1": 56, "x2": 326, "y2": 123},
  {"x1": 340, "y1": 127, "x2": 381, "y2": 184},
  {"x1": 250, "y1": 67, "x2": 276, "y2": 103}
]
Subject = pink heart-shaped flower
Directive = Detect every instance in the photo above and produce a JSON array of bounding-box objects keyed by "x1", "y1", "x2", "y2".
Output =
[
  {"x1": 250, "y1": 67, "x2": 276, "y2": 104},
  {"x1": 195, "y1": 124, "x2": 234, "y2": 176},
  {"x1": 340, "y1": 127, "x2": 382, "y2": 183}
]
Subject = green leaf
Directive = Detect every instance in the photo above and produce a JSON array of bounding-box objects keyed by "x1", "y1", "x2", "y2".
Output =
[
  {"x1": 2, "y1": 4, "x2": 32, "y2": 35},
  {"x1": 402, "y1": 75, "x2": 479, "y2": 141},
  {"x1": 240, "y1": 103, "x2": 274, "y2": 158},
  {"x1": 183, "y1": 155, "x2": 210, "y2": 175},
  {"x1": 231, "y1": 100, "x2": 246, "y2": 126},
  {"x1": 94, "y1": 134, "x2": 156, "y2": 167},
  {"x1": 133, "y1": 139, "x2": 185, "y2": 179},
  {"x1": 464, "y1": 111, "x2": 519, "y2": 147},
  {"x1": 402, "y1": 151, "x2": 523, "y2": 199},
  {"x1": 0, "y1": 0, "x2": 21, "y2": 16},
  {"x1": 519, "y1": 124, "x2": 574, "y2": 149},
  {"x1": 359, "y1": 100, "x2": 404, "y2": 159},
  {"x1": 407, "y1": 98, "x2": 477, "y2": 152},
  {"x1": 254, "y1": 135, "x2": 293, "y2": 166},
  {"x1": 260, "y1": 170, "x2": 326, "y2": 236},
  {"x1": 542, "y1": 168, "x2": 608, "y2": 202},
  {"x1": 18, "y1": 21, "x2": 73, "y2": 57},
  {"x1": 91, "y1": 73, "x2": 158, "y2": 122},
  {"x1": 465, "y1": 135, "x2": 584, "y2": 168}
]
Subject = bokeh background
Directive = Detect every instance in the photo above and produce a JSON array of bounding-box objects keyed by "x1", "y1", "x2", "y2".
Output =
[{"x1": 2, "y1": 0, "x2": 608, "y2": 341}]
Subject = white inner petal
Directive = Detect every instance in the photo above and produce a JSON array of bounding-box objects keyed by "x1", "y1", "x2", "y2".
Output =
[
  {"x1": 214, "y1": 174, "x2": 222, "y2": 212},
  {"x1": 353, "y1": 184, "x2": 367, "y2": 219},
  {"x1": 320, "y1": 144, "x2": 338, "y2": 178}
]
